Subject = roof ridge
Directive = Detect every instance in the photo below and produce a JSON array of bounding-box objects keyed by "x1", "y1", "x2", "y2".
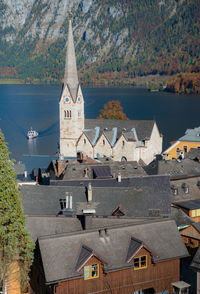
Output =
[{"x1": 38, "y1": 218, "x2": 174, "y2": 241}]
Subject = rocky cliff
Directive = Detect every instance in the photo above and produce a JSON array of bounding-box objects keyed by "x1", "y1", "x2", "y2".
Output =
[{"x1": 0, "y1": 0, "x2": 199, "y2": 86}]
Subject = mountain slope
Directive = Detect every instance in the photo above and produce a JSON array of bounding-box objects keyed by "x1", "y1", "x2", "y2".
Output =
[{"x1": 0, "y1": 0, "x2": 199, "y2": 86}]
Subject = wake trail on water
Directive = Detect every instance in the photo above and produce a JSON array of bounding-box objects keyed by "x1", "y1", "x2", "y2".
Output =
[{"x1": 38, "y1": 121, "x2": 59, "y2": 137}]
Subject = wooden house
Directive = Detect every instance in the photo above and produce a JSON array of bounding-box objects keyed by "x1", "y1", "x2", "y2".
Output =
[
  {"x1": 173, "y1": 199, "x2": 200, "y2": 223},
  {"x1": 29, "y1": 219, "x2": 189, "y2": 294},
  {"x1": 180, "y1": 222, "x2": 200, "y2": 249}
]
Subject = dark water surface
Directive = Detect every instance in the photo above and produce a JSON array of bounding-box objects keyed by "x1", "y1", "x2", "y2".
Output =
[{"x1": 0, "y1": 84, "x2": 200, "y2": 161}]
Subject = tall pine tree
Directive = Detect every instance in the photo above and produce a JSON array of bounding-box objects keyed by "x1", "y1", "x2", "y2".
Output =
[{"x1": 0, "y1": 129, "x2": 33, "y2": 292}]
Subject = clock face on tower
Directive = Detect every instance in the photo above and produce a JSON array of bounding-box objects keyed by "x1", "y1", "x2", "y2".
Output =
[
  {"x1": 77, "y1": 96, "x2": 82, "y2": 104},
  {"x1": 64, "y1": 96, "x2": 71, "y2": 104}
]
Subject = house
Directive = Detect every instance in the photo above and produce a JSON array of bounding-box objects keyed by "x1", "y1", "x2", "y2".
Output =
[
  {"x1": 190, "y1": 246, "x2": 200, "y2": 294},
  {"x1": 21, "y1": 175, "x2": 171, "y2": 218},
  {"x1": 29, "y1": 219, "x2": 189, "y2": 294},
  {"x1": 180, "y1": 222, "x2": 200, "y2": 249},
  {"x1": 173, "y1": 200, "x2": 200, "y2": 223},
  {"x1": 163, "y1": 127, "x2": 200, "y2": 160},
  {"x1": 59, "y1": 18, "x2": 163, "y2": 164},
  {"x1": 19, "y1": 171, "x2": 191, "y2": 294},
  {"x1": 179, "y1": 223, "x2": 200, "y2": 293}
]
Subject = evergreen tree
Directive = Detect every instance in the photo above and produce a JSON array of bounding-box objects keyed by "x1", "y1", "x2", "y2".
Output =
[
  {"x1": 0, "y1": 129, "x2": 34, "y2": 292},
  {"x1": 98, "y1": 100, "x2": 129, "y2": 120}
]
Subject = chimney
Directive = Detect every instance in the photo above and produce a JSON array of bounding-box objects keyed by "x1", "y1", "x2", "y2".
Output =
[
  {"x1": 82, "y1": 209, "x2": 96, "y2": 230},
  {"x1": 59, "y1": 192, "x2": 73, "y2": 216},
  {"x1": 24, "y1": 170, "x2": 27, "y2": 179},
  {"x1": 84, "y1": 167, "x2": 88, "y2": 178},
  {"x1": 87, "y1": 183, "x2": 92, "y2": 202},
  {"x1": 99, "y1": 229, "x2": 109, "y2": 242}
]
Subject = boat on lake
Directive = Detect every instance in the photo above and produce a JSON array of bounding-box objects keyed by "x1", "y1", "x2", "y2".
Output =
[{"x1": 27, "y1": 128, "x2": 38, "y2": 139}]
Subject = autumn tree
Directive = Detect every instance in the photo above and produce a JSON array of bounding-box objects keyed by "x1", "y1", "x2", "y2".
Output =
[
  {"x1": 98, "y1": 100, "x2": 129, "y2": 120},
  {"x1": 0, "y1": 129, "x2": 34, "y2": 292}
]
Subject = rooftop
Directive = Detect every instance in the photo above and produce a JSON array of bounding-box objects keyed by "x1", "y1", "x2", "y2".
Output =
[
  {"x1": 179, "y1": 126, "x2": 200, "y2": 142},
  {"x1": 21, "y1": 175, "x2": 171, "y2": 217},
  {"x1": 38, "y1": 219, "x2": 188, "y2": 283}
]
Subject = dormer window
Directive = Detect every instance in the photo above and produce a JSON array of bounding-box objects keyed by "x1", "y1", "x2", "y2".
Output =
[
  {"x1": 171, "y1": 185, "x2": 178, "y2": 196},
  {"x1": 182, "y1": 183, "x2": 189, "y2": 194},
  {"x1": 133, "y1": 255, "x2": 147, "y2": 270},
  {"x1": 84, "y1": 264, "x2": 99, "y2": 280}
]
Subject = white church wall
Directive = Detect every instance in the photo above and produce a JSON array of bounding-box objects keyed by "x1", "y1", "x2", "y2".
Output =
[
  {"x1": 113, "y1": 136, "x2": 137, "y2": 161},
  {"x1": 139, "y1": 123, "x2": 163, "y2": 165},
  {"x1": 94, "y1": 134, "x2": 112, "y2": 159},
  {"x1": 77, "y1": 134, "x2": 94, "y2": 158}
]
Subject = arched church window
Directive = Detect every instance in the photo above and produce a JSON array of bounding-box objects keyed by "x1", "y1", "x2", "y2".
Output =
[
  {"x1": 122, "y1": 140, "x2": 125, "y2": 147},
  {"x1": 84, "y1": 139, "x2": 86, "y2": 144},
  {"x1": 103, "y1": 139, "x2": 105, "y2": 145},
  {"x1": 64, "y1": 110, "x2": 71, "y2": 119},
  {"x1": 121, "y1": 156, "x2": 127, "y2": 162}
]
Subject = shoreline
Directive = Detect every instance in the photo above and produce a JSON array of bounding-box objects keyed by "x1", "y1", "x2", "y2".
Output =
[{"x1": 0, "y1": 74, "x2": 199, "y2": 95}]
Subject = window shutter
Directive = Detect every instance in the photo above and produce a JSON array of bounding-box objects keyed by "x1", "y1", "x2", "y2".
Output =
[{"x1": 84, "y1": 266, "x2": 90, "y2": 279}]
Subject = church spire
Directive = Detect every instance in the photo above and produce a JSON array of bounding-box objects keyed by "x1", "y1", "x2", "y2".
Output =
[{"x1": 64, "y1": 15, "x2": 79, "y2": 101}]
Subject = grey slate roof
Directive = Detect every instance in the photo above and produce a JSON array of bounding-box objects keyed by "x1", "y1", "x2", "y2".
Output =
[
  {"x1": 26, "y1": 216, "x2": 82, "y2": 242},
  {"x1": 74, "y1": 245, "x2": 93, "y2": 272},
  {"x1": 84, "y1": 119, "x2": 156, "y2": 141},
  {"x1": 38, "y1": 219, "x2": 188, "y2": 283},
  {"x1": 171, "y1": 206, "x2": 194, "y2": 227},
  {"x1": 170, "y1": 176, "x2": 200, "y2": 203},
  {"x1": 186, "y1": 148, "x2": 200, "y2": 161},
  {"x1": 193, "y1": 222, "x2": 200, "y2": 233},
  {"x1": 190, "y1": 246, "x2": 200, "y2": 271},
  {"x1": 125, "y1": 237, "x2": 143, "y2": 263},
  {"x1": 173, "y1": 199, "x2": 200, "y2": 210},
  {"x1": 21, "y1": 175, "x2": 171, "y2": 217},
  {"x1": 103, "y1": 129, "x2": 117, "y2": 146},
  {"x1": 123, "y1": 131, "x2": 137, "y2": 142},
  {"x1": 179, "y1": 127, "x2": 200, "y2": 142},
  {"x1": 57, "y1": 160, "x2": 146, "y2": 181},
  {"x1": 144, "y1": 158, "x2": 200, "y2": 178}
]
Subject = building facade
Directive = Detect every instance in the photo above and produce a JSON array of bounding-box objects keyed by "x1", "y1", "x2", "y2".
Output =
[{"x1": 163, "y1": 127, "x2": 200, "y2": 160}]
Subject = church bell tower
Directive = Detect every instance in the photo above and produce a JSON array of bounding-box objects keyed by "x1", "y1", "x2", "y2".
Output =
[{"x1": 59, "y1": 15, "x2": 85, "y2": 157}]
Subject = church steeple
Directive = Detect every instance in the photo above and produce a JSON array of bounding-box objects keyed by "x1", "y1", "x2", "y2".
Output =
[
  {"x1": 64, "y1": 17, "x2": 79, "y2": 102},
  {"x1": 59, "y1": 14, "x2": 85, "y2": 158}
]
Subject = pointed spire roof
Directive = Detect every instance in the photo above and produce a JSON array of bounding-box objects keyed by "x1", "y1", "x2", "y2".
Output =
[{"x1": 64, "y1": 18, "x2": 79, "y2": 101}]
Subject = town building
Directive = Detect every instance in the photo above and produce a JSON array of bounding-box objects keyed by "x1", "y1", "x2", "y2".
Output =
[
  {"x1": 59, "y1": 19, "x2": 162, "y2": 165},
  {"x1": 163, "y1": 127, "x2": 200, "y2": 160},
  {"x1": 30, "y1": 219, "x2": 188, "y2": 294}
]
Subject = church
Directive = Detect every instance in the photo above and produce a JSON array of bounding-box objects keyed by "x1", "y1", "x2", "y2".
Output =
[{"x1": 59, "y1": 18, "x2": 163, "y2": 165}]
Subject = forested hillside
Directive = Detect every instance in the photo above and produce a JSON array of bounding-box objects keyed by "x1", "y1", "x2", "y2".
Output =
[{"x1": 0, "y1": 0, "x2": 199, "y2": 91}]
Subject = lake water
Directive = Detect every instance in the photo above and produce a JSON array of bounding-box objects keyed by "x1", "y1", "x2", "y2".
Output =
[{"x1": 0, "y1": 84, "x2": 200, "y2": 161}]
